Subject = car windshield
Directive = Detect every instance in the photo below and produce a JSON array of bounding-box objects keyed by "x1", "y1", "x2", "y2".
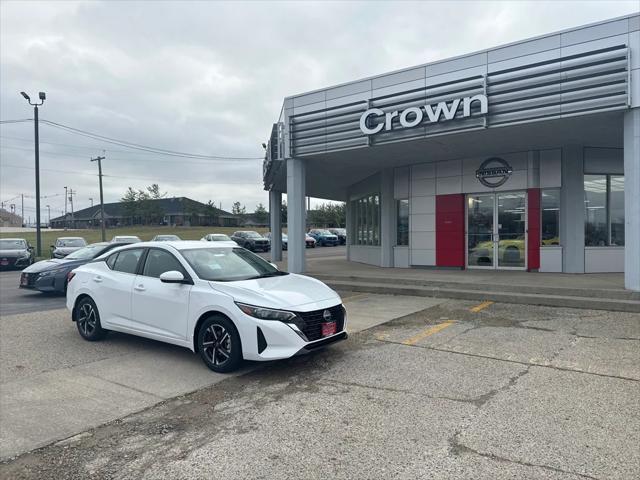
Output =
[
  {"x1": 56, "y1": 239, "x2": 86, "y2": 247},
  {"x1": 66, "y1": 244, "x2": 107, "y2": 260},
  {"x1": 317, "y1": 230, "x2": 332, "y2": 235},
  {"x1": 211, "y1": 235, "x2": 231, "y2": 241},
  {"x1": 114, "y1": 237, "x2": 141, "y2": 243},
  {"x1": 244, "y1": 232, "x2": 263, "y2": 239},
  {"x1": 156, "y1": 235, "x2": 180, "y2": 241},
  {"x1": 181, "y1": 247, "x2": 288, "y2": 282},
  {"x1": 0, "y1": 239, "x2": 26, "y2": 250},
  {"x1": 332, "y1": 229, "x2": 346, "y2": 234}
]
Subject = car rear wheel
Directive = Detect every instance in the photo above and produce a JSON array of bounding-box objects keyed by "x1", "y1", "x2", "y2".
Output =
[
  {"x1": 197, "y1": 315, "x2": 243, "y2": 373},
  {"x1": 75, "y1": 297, "x2": 107, "y2": 341}
]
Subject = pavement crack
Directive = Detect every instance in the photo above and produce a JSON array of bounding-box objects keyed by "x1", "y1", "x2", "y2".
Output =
[{"x1": 448, "y1": 432, "x2": 601, "y2": 480}]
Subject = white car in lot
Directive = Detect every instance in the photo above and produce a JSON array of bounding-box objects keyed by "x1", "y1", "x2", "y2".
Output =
[{"x1": 66, "y1": 241, "x2": 347, "y2": 372}]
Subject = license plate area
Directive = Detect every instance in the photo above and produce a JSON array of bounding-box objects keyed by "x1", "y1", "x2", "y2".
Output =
[
  {"x1": 20, "y1": 274, "x2": 27, "y2": 286},
  {"x1": 321, "y1": 322, "x2": 337, "y2": 337}
]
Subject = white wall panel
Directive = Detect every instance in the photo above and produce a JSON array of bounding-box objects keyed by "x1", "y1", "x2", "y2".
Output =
[
  {"x1": 436, "y1": 159, "x2": 462, "y2": 178},
  {"x1": 411, "y1": 177, "x2": 436, "y2": 196},
  {"x1": 411, "y1": 231, "x2": 436, "y2": 250},
  {"x1": 349, "y1": 246, "x2": 382, "y2": 267},
  {"x1": 411, "y1": 195, "x2": 435, "y2": 215},
  {"x1": 436, "y1": 176, "x2": 463, "y2": 195},
  {"x1": 394, "y1": 167, "x2": 410, "y2": 199},
  {"x1": 412, "y1": 163, "x2": 436, "y2": 179},
  {"x1": 410, "y1": 249, "x2": 436, "y2": 266},
  {"x1": 585, "y1": 247, "x2": 625, "y2": 273},
  {"x1": 540, "y1": 247, "x2": 563, "y2": 273},
  {"x1": 540, "y1": 149, "x2": 562, "y2": 188},
  {"x1": 393, "y1": 246, "x2": 410, "y2": 268},
  {"x1": 410, "y1": 213, "x2": 435, "y2": 232}
]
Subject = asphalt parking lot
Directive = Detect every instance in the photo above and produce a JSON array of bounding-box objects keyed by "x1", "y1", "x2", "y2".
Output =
[{"x1": 2, "y1": 296, "x2": 638, "y2": 479}]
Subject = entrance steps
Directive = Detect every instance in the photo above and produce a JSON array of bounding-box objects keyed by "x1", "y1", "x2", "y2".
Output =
[{"x1": 311, "y1": 274, "x2": 640, "y2": 313}]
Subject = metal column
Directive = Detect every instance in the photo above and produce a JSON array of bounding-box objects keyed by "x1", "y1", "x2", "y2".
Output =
[
  {"x1": 269, "y1": 190, "x2": 282, "y2": 263},
  {"x1": 286, "y1": 158, "x2": 306, "y2": 273},
  {"x1": 624, "y1": 108, "x2": 640, "y2": 291}
]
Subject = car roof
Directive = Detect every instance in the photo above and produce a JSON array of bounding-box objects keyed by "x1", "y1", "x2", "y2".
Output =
[
  {"x1": 1, "y1": 238, "x2": 27, "y2": 241},
  {"x1": 117, "y1": 241, "x2": 236, "y2": 251},
  {"x1": 57, "y1": 236, "x2": 84, "y2": 240}
]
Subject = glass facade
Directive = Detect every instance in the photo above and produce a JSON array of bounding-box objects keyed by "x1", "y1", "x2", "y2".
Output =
[
  {"x1": 352, "y1": 194, "x2": 380, "y2": 246},
  {"x1": 541, "y1": 189, "x2": 560, "y2": 246},
  {"x1": 584, "y1": 174, "x2": 625, "y2": 246},
  {"x1": 397, "y1": 199, "x2": 409, "y2": 246}
]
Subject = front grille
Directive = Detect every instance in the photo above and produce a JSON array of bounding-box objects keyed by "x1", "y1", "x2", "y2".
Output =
[
  {"x1": 21, "y1": 272, "x2": 37, "y2": 286},
  {"x1": 295, "y1": 304, "x2": 344, "y2": 342}
]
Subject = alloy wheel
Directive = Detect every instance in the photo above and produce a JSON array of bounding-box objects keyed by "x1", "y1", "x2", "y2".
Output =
[
  {"x1": 77, "y1": 303, "x2": 97, "y2": 336},
  {"x1": 202, "y1": 323, "x2": 231, "y2": 366}
]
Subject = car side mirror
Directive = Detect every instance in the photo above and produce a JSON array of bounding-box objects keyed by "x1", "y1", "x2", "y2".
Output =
[
  {"x1": 50, "y1": 245, "x2": 55, "y2": 249},
  {"x1": 159, "y1": 270, "x2": 189, "y2": 284},
  {"x1": 29, "y1": 246, "x2": 34, "y2": 251}
]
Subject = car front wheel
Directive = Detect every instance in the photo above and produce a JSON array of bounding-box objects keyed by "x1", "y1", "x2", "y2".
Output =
[
  {"x1": 75, "y1": 297, "x2": 108, "y2": 341},
  {"x1": 197, "y1": 315, "x2": 243, "y2": 373}
]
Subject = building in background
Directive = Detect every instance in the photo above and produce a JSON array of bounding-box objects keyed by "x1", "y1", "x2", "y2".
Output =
[
  {"x1": 49, "y1": 197, "x2": 239, "y2": 229},
  {"x1": 263, "y1": 13, "x2": 640, "y2": 291}
]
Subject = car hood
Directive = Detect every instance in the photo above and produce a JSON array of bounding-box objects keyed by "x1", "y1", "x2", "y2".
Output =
[
  {"x1": 23, "y1": 258, "x2": 87, "y2": 273},
  {"x1": 0, "y1": 249, "x2": 28, "y2": 258},
  {"x1": 208, "y1": 273, "x2": 339, "y2": 311},
  {"x1": 53, "y1": 247, "x2": 82, "y2": 254}
]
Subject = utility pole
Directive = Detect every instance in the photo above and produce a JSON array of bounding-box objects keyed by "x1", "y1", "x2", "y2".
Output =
[
  {"x1": 90, "y1": 156, "x2": 106, "y2": 241},
  {"x1": 46, "y1": 205, "x2": 51, "y2": 226},
  {"x1": 64, "y1": 186, "x2": 68, "y2": 230},
  {"x1": 68, "y1": 189, "x2": 76, "y2": 229},
  {"x1": 20, "y1": 91, "x2": 46, "y2": 256},
  {"x1": 21, "y1": 194, "x2": 24, "y2": 227}
]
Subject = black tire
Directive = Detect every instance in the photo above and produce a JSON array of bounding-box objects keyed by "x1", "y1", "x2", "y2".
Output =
[
  {"x1": 75, "y1": 297, "x2": 108, "y2": 341},
  {"x1": 197, "y1": 315, "x2": 243, "y2": 373}
]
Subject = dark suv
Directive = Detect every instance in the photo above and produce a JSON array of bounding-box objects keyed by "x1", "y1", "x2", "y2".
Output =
[{"x1": 230, "y1": 231, "x2": 270, "y2": 252}]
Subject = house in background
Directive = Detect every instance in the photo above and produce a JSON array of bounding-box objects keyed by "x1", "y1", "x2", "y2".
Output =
[{"x1": 49, "y1": 197, "x2": 240, "y2": 229}]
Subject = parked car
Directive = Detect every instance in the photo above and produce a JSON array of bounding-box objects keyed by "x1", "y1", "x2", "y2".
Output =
[
  {"x1": 230, "y1": 231, "x2": 270, "y2": 252},
  {"x1": 0, "y1": 238, "x2": 34, "y2": 269},
  {"x1": 264, "y1": 232, "x2": 288, "y2": 250},
  {"x1": 50, "y1": 237, "x2": 87, "y2": 259},
  {"x1": 307, "y1": 229, "x2": 339, "y2": 246},
  {"x1": 20, "y1": 242, "x2": 129, "y2": 294},
  {"x1": 305, "y1": 234, "x2": 317, "y2": 248},
  {"x1": 110, "y1": 235, "x2": 142, "y2": 243},
  {"x1": 66, "y1": 241, "x2": 347, "y2": 373},
  {"x1": 151, "y1": 234, "x2": 182, "y2": 242},
  {"x1": 328, "y1": 228, "x2": 347, "y2": 245},
  {"x1": 201, "y1": 233, "x2": 238, "y2": 246}
]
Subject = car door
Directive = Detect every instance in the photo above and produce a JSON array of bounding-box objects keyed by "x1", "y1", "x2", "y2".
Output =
[
  {"x1": 96, "y1": 248, "x2": 144, "y2": 329},
  {"x1": 130, "y1": 247, "x2": 192, "y2": 341}
]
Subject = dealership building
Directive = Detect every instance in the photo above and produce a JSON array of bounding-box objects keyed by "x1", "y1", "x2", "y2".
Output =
[{"x1": 263, "y1": 13, "x2": 640, "y2": 291}]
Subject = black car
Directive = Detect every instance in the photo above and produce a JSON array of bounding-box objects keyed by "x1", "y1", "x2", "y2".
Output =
[
  {"x1": 0, "y1": 238, "x2": 35, "y2": 269},
  {"x1": 329, "y1": 228, "x2": 347, "y2": 245},
  {"x1": 20, "y1": 242, "x2": 128, "y2": 294},
  {"x1": 230, "y1": 231, "x2": 270, "y2": 252}
]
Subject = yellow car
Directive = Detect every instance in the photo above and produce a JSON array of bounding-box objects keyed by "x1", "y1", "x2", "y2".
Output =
[{"x1": 469, "y1": 238, "x2": 525, "y2": 266}]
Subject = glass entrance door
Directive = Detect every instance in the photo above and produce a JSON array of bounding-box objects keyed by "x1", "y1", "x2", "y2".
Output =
[
  {"x1": 496, "y1": 192, "x2": 526, "y2": 269},
  {"x1": 466, "y1": 192, "x2": 527, "y2": 270}
]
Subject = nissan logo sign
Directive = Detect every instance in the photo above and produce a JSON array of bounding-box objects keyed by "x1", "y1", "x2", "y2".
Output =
[
  {"x1": 475, "y1": 157, "x2": 513, "y2": 188},
  {"x1": 322, "y1": 310, "x2": 332, "y2": 322}
]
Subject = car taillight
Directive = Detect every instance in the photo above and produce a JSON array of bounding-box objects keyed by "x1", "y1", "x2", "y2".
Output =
[{"x1": 67, "y1": 271, "x2": 76, "y2": 283}]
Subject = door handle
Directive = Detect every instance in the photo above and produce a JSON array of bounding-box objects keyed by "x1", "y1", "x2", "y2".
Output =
[
  {"x1": 134, "y1": 284, "x2": 146, "y2": 292},
  {"x1": 93, "y1": 275, "x2": 103, "y2": 283}
]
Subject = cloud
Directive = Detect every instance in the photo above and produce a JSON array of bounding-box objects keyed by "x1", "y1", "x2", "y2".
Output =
[{"x1": 1, "y1": 0, "x2": 638, "y2": 216}]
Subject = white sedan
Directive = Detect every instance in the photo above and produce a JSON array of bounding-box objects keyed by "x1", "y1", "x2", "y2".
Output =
[{"x1": 66, "y1": 241, "x2": 347, "y2": 372}]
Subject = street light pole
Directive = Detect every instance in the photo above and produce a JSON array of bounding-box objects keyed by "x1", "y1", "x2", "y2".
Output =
[
  {"x1": 90, "y1": 156, "x2": 106, "y2": 241},
  {"x1": 64, "y1": 186, "x2": 68, "y2": 230},
  {"x1": 21, "y1": 91, "x2": 46, "y2": 257},
  {"x1": 46, "y1": 204, "x2": 50, "y2": 226}
]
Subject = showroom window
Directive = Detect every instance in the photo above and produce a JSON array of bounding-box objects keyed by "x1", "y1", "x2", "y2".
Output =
[
  {"x1": 541, "y1": 189, "x2": 560, "y2": 246},
  {"x1": 397, "y1": 199, "x2": 409, "y2": 246},
  {"x1": 352, "y1": 194, "x2": 380, "y2": 246},
  {"x1": 584, "y1": 174, "x2": 625, "y2": 246}
]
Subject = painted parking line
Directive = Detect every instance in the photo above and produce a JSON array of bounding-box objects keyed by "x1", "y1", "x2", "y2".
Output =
[
  {"x1": 470, "y1": 300, "x2": 493, "y2": 313},
  {"x1": 401, "y1": 320, "x2": 455, "y2": 346},
  {"x1": 343, "y1": 293, "x2": 370, "y2": 303}
]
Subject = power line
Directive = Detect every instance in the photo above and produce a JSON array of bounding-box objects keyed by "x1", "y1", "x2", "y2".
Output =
[
  {"x1": 39, "y1": 119, "x2": 263, "y2": 160},
  {"x1": 0, "y1": 119, "x2": 33, "y2": 124}
]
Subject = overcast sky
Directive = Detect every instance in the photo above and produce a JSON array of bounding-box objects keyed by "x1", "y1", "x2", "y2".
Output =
[{"x1": 1, "y1": 0, "x2": 638, "y2": 220}]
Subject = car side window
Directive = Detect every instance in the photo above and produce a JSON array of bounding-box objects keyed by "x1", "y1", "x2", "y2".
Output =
[
  {"x1": 111, "y1": 249, "x2": 144, "y2": 274},
  {"x1": 106, "y1": 253, "x2": 118, "y2": 269},
  {"x1": 142, "y1": 249, "x2": 186, "y2": 279}
]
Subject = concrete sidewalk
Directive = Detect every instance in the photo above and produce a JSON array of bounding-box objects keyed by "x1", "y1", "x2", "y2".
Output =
[{"x1": 0, "y1": 292, "x2": 443, "y2": 460}]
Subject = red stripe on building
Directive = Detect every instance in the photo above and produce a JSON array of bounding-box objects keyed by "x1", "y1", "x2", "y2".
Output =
[
  {"x1": 436, "y1": 193, "x2": 465, "y2": 268},
  {"x1": 527, "y1": 188, "x2": 541, "y2": 271}
]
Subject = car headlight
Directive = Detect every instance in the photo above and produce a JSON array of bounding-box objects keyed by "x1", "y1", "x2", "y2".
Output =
[
  {"x1": 21, "y1": 251, "x2": 31, "y2": 258},
  {"x1": 235, "y1": 302, "x2": 297, "y2": 322},
  {"x1": 39, "y1": 267, "x2": 67, "y2": 277}
]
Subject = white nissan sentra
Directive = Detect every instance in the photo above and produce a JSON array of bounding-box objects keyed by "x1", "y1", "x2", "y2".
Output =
[{"x1": 66, "y1": 241, "x2": 347, "y2": 372}]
